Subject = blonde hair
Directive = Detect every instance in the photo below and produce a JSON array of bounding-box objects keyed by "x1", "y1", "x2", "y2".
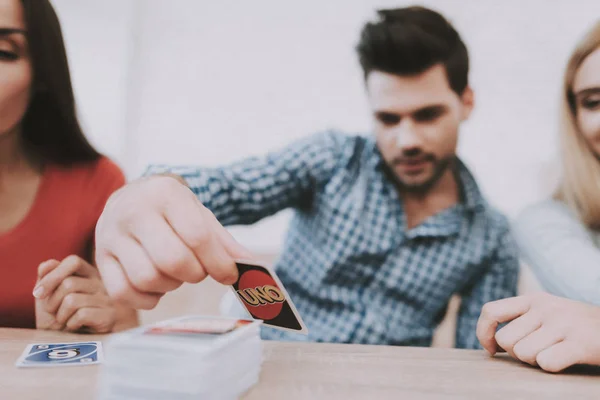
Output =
[{"x1": 556, "y1": 21, "x2": 600, "y2": 228}]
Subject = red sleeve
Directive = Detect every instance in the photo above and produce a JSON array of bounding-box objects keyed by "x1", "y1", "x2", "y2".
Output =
[
  {"x1": 85, "y1": 157, "x2": 126, "y2": 239},
  {"x1": 93, "y1": 157, "x2": 126, "y2": 207}
]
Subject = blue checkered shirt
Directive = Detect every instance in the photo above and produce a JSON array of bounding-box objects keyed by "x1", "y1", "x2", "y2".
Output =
[{"x1": 147, "y1": 132, "x2": 519, "y2": 349}]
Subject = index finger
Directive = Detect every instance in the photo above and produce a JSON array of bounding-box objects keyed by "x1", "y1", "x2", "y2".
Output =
[
  {"x1": 163, "y1": 196, "x2": 244, "y2": 285},
  {"x1": 204, "y1": 207, "x2": 253, "y2": 260},
  {"x1": 476, "y1": 296, "x2": 531, "y2": 355},
  {"x1": 37, "y1": 259, "x2": 60, "y2": 280},
  {"x1": 33, "y1": 256, "x2": 97, "y2": 299},
  {"x1": 33, "y1": 259, "x2": 61, "y2": 298}
]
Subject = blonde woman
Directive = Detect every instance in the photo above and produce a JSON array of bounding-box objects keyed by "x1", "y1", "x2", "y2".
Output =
[
  {"x1": 513, "y1": 21, "x2": 600, "y2": 306},
  {"x1": 475, "y1": 22, "x2": 600, "y2": 373}
]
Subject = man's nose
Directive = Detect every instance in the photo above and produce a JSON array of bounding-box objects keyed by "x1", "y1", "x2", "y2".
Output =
[{"x1": 394, "y1": 119, "x2": 422, "y2": 150}]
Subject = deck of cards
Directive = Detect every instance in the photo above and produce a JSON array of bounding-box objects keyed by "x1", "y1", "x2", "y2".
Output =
[{"x1": 97, "y1": 316, "x2": 263, "y2": 400}]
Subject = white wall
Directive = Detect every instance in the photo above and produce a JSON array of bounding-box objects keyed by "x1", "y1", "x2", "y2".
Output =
[
  {"x1": 51, "y1": 0, "x2": 136, "y2": 161},
  {"x1": 53, "y1": 0, "x2": 600, "y2": 253}
]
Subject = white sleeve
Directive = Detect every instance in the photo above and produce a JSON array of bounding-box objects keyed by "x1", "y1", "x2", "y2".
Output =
[{"x1": 513, "y1": 200, "x2": 600, "y2": 306}]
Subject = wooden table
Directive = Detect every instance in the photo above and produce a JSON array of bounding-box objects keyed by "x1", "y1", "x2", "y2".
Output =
[{"x1": 1, "y1": 329, "x2": 598, "y2": 399}]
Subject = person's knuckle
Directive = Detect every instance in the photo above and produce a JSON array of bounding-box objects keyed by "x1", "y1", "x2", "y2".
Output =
[
  {"x1": 537, "y1": 355, "x2": 559, "y2": 373},
  {"x1": 162, "y1": 260, "x2": 192, "y2": 282},
  {"x1": 147, "y1": 177, "x2": 181, "y2": 205},
  {"x1": 548, "y1": 321, "x2": 568, "y2": 337},
  {"x1": 95, "y1": 215, "x2": 122, "y2": 247},
  {"x1": 78, "y1": 308, "x2": 92, "y2": 321},
  {"x1": 186, "y1": 228, "x2": 211, "y2": 252},
  {"x1": 63, "y1": 254, "x2": 82, "y2": 266},
  {"x1": 37, "y1": 262, "x2": 48, "y2": 274},
  {"x1": 480, "y1": 302, "x2": 498, "y2": 320},
  {"x1": 513, "y1": 342, "x2": 534, "y2": 364},
  {"x1": 63, "y1": 293, "x2": 79, "y2": 310},
  {"x1": 494, "y1": 330, "x2": 510, "y2": 349},
  {"x1": 106, "y1": 280, "x2": 130, "y2": 303},
  {"x1": 154, "y1": 248, "x2": 187, "y2": 271},
  {"x1": 134, "y1": 268, "x2": 163, "y2": 292},
  {"x1": 62, "y1": 277, "x2": 77, "y2": 292},
  {"x1": 186, "y1": 267, "x2": 207, "y2": 284}
]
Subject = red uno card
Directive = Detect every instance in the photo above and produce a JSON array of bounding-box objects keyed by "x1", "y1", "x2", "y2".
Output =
[{"x1": 231, "y1": 260, "x2": 308, "y2": 334}]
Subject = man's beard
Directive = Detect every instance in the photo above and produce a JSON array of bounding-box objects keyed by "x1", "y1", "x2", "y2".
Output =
[{"x1": 388, "y1": 155, "x2": 457, "y2": 195}]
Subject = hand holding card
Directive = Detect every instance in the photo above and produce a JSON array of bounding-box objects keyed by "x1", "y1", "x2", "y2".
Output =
[{"x1": 231, "y1": 261, "x2": 308, "y2": 334}]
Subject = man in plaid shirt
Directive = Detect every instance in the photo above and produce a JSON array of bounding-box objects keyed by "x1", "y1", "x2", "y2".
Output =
[{"x1": 94, "y1": 7, "x2": 518, "y2": 349}]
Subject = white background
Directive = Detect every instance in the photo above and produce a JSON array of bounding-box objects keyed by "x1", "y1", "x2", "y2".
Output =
[{"x1": 51, "y1": 0, "x2": 600, "y2": 253}]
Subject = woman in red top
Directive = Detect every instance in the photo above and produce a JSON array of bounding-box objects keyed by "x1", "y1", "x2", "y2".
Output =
[{"x1": 0, "y1": 0, "x2": 137, "y2": 332}]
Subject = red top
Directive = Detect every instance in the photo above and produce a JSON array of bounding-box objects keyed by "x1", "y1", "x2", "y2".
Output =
[{"x1": 0, "y1": 157, "x2": 125, "y2": 328}]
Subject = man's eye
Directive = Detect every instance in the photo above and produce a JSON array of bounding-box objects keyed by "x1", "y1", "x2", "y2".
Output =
[
  {"x1": 413, "y1": 109, "x2": 443, "y2": 122},
  {"x1": 377, "y1": 113, "x2": 400, "y2": 126}
]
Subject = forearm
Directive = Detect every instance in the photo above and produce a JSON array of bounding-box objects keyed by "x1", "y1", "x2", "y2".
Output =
[
  {"x1": 142, "y1": 133, "x2": 346, "y2": 225},
  {"x1": 144, "y1": 165, "x2": 276, "y2": 225}
]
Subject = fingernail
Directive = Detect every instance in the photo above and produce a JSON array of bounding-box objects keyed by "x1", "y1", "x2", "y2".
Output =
[{"x1": 32, "y1": 286, "x2": 45, "y2": 298}]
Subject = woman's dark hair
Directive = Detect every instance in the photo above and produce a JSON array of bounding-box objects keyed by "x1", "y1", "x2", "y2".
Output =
[
  {"x1": 357, "y1": 6, "x2": 469, "y2": 95},
  {"x1": 20, "y1": 0, "x2": 100, "y2": 166}
]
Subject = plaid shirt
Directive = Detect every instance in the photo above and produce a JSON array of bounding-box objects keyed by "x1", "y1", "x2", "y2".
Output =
[{"x1": 147, "y1": 132, "x2": 519, "y2": 349}]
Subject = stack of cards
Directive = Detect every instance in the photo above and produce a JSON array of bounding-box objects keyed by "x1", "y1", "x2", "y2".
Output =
[
  {"x1": 97, "y1": 316, "x2": 263, "y2": 400},
  {"x1": 98, "y1": 261, "x2": 307, "y2": 399}
]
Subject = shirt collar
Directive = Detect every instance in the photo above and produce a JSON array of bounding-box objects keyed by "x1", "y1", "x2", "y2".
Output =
[{"x1": 367, "y1": 139, "x2": 487, "y2": 212}]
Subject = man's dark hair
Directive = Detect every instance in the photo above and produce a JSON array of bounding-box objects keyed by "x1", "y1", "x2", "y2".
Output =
[
  {"x1": 356, "y1": 6, "x2": 469, "y2": 95},
  {"x1": 19, "y1": 0, "x2": 100, "y2": 166}
]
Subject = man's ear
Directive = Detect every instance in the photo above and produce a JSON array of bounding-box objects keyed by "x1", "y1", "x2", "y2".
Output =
[{"x1": 460, "y1": 86, "x2": 474, "y2": 121}]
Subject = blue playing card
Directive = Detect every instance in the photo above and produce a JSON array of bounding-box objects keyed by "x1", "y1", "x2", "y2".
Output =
[{"x1": 16, "y1": 341, "x2": 103, "y2": 368}]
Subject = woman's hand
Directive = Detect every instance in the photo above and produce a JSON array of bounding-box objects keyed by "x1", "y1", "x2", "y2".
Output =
[
  {"x1": 477, "y1": 293, "x2": 600, "y2": 372},
  {"x1": 34, "y1": 255, "x2": 137, "y2": 333}
]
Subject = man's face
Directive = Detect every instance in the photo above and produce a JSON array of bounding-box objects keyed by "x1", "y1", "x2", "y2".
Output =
[{"x1": 366, "y1": 64, "x2": 473, "y2": 193}]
